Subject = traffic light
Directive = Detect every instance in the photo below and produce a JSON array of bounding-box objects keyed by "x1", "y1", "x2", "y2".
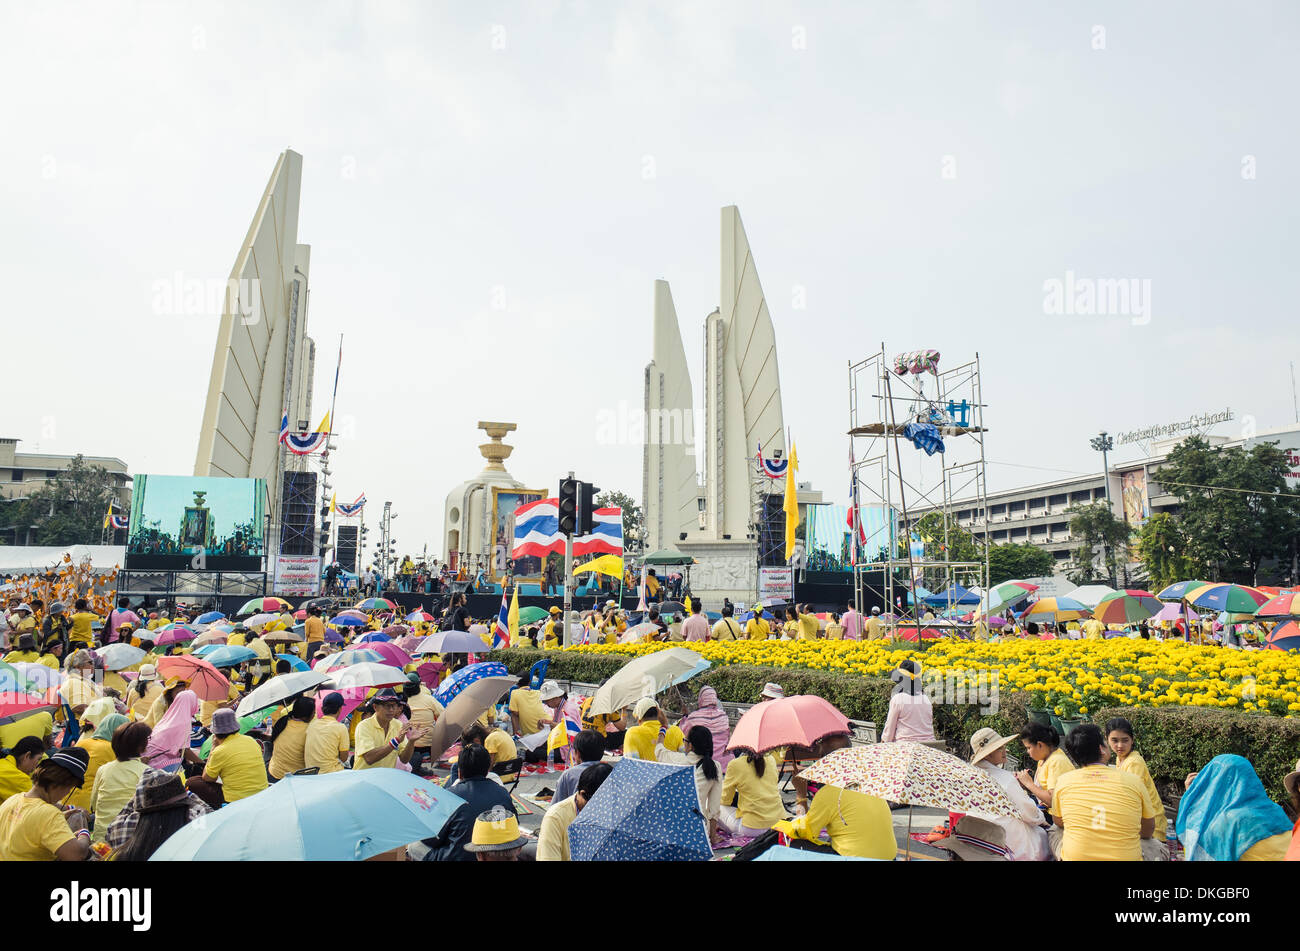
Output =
[
  {"x1": 577, "y1": 482, "x2": 599, "y2": 536},
  {"x1": 558, "y1": 477, "x2": 578, "y2": 536}
]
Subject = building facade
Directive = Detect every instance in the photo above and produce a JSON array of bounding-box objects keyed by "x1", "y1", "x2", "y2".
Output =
[{"x1": 0, "y1": 437, "x2": 131, "y2": 545}]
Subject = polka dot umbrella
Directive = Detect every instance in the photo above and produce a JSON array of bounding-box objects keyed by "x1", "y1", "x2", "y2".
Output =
[{"x1": 569, "y1": 758, "x2": 712, "y2": 862}]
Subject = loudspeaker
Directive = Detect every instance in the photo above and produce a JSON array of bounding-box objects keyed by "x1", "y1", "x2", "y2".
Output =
[
  {"x1": 336, "y1": 525, "x2": 358, "y2": 573},
  {"x1": 280, "y1": 471, "x2": 318, "y2": 556}
]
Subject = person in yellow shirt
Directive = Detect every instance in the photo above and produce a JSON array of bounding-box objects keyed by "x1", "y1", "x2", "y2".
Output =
[
  {"x1": 537, "y1": 762, "x2": 614, "y2": 861},
  {"x1": 1081, "y1": 616, "x2": 1105, "y2": 640},
  {"x1": 509, "y1": 681, "x2": 554, "y2": 736},
  {"x1": 37, "y1": 641, "x2": 63, "y2": 670},
  {"x1": 795, "y1": 605, "x2": 820, "y2": 641},
  {"x1": 1049, "y1": 723, "x2": 1160, "y2": 861},
  {"x1": 0, "y1": 748, "x2": 93, "y2": 861},
  {"x1": 0, "y1": 710, "x2": 54, "y2": 752},
  {"x1": 824, "y1": 613, "x2": 844, "y2": 640},
  {"x1": 354, "y1": 688, "x2": 424, "y2": 769},
  {"x1": 711, "y1": 605, "x2": 742, "y2": 641},
  {"x1": 3, "y1": 633, "x2": 41, "y2": 664},
  {"x1": 303, "y1": 606, "x2": 327, "y2": 658},
  {"x1": 864, "y1": 606, "x2": 886, "y2": 640},
  {"x1": 67, "y1": 599, "x2": 100, "y2": 649},
  {"x1": 268, "y1": 697, "x2": 315, "y2": 780},
  {"x1": 1104, "y1": 716, "x2": 1167, "y2": 843},
  {"x1": 189, "y1": 708, "x2": 269, "y2": 806},
  {"x1": 645, "y1": 570, "x2": 661, "y2": 603},
  {"x1": 0, "y1": 736, "x2": 44, "y2": 800},
  {"x1": 970, "y1": 617, "x2": 991, "y2": 642},
  {"x1": 68, "y1": 705, "x2": 123, "y2": 811},
  {"x1": 744, "y1": 605, "x2": 772, "y2": 640},
  {"x1": 7, "y1": 604, "x2": 37, "y2": 642},
  {"x1": 198, "y1": 671, "x2": 241, "y2": 729},
  {"x1": 784, "y1": 783, "x2": 896, "y2": 859},
  {"x1": 304, "y1": 692, "x2": 351, "y2": 772},
  {"x1": 126, "y1": 665, "x2": 163, "y2": 721},
  {"x1": 1017, "y1": 722, "x2": 1075, "y2": 809},
  {"x1": 720, "y1": 750, "x2": 788, "y2": 839},
  {"x1": 622, "y1": 697, "x2": 683, "y2": 760}
]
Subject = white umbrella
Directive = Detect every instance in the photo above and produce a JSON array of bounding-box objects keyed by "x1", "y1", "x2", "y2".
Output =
[
  {"x1": 324, "y1": 662, "x2": 408, "y2": 690},
  {"x1": 94, "y1": 643, "x2": 146, "y2": 671},
  {"x1": 587, "y1": 647, "x2": 710, "y2": 716},
  {"x1": 1070, "y1": 584, "x2": 1119, "y2": 610},
  {"x1": 236, "y1": 671, "x2": 329, "y2": 717},
  {"x1": 619, "y1": 622, "x2": 658, "y2": 643}
]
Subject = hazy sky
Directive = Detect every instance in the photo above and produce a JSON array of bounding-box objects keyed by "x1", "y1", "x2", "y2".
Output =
[{"x1": 3, "y1": 1, "x2": 1297, "y2": 561}]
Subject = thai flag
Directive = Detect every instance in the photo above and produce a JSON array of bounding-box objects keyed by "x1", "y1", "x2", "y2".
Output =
[
  {"x1": 847, "y1": 445, "x2": 866, "y2": 564},
  {"x1": 492, "y1": 590, "x2": 510, "y2": 648},
  {"x1": 573, "y1": 508, "x2": 623, "y2": 558},
  {"x1": 757, "y1": 442, "x2": 788, "y2": 479},
  {"x1": 337, "y1": 494, "x2": 366, "y2": 517},
  {"x1": 512, "y1": 500, "x2": 623, "y2": 559},
  {"x1": 280, "y1": 411, "x2": 330, "y2": 455},
  {"x1": 109, "y1": 515, "x2": 129, "y2": 531}
]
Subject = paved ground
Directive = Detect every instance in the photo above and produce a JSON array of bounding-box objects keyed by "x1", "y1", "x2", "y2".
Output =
[{"x1": 423, "y1": 758, "x2": 952, "y2": 861}]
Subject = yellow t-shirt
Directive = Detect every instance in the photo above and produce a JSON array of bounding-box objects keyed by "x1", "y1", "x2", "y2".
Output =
[
  {"x1": 865, "y1": 616, "x2": 885, "y2": 640},
  {"x1": 1117, "y1": 751, "x2": 1166, "y2": 841},
  {"x1": 88, "y1": 758, "x2": 147, "y2": 843},
  {"x1": 37, "y1": 654, "x2": 60, "y2": 670},
  {"x1": 1240, "y1": 832, "x2": 1291, "y2": 861},
  {"x1": 59, "y1": 675, "x2": 102, "y2": 711},
  {"x1": 0, "y1": 794, "x2": 75, "y2": 860},
  {"x1": 484, "y1": 729, "x2": 517, "y2": 766},
  {"x1": 796, "y1": 614, "x2": 820, "y2": 640},
  {"x1": 711, "y1": 618, "x2": 741, "y2": 641},
  {"x1": 0, "y1": 712, "x2": 53, "y2": 749},
  {"x1": 1081, "y1": 618, "x2": 1105, "y2": 640},
  {"x1": 66, "y1": 737, "x2": 114, "y2": 812},
  {"x1": 825, "y1": 622, "x2": 844, "y2": 641},
  {"x1": 1035, "y1": 747, "x2": 1075, "y2": 794},
  {"x1": 68, "y1": 612, "x2": 99, "y2": 646},
  {"x1": 304, "y1": 717, "x2": 350, "y2": 773},
  {"x1": 745, "y1": 618, "x2": 771, "y2": 640},
  {"x1": 537, "y1": 794, "x2": 579, "y2": 861},
  {"x1": 268, "y1": 719, "x2": 310, "y2": 779},
  {"x1": 509, "y1": 689, "x2": 551, "y2": 735},
  {"x1": 1050, "y1": 764, "x2": 1158, "y2": 861},
  {"x1": 790, "y1": 785, "x2": 895, "y2": 860},
  {"x1": 204, "y1": 733, "x2": 269, "y2": 802},
  {"x1": 354, "y1": 715, "x2": 403, "y2": 770},
  {"x1": 721, "y1": 754, "x2": 787, "y2": 830},
  {"x1": 622, "y1": 721, "x2": 683, "y2": 761},
  {"x1": 407, "y1": 691, "x2": 444, "y2": 749},
  {"x1": 2, "y1": 649, "x2": 40, "y2": 664},
  {"x1": 0, "y1": 758, "x2": 33, "y2": 800},
  {"x1": 304, "y1": 616, "x2": 326, "y2": 643}
]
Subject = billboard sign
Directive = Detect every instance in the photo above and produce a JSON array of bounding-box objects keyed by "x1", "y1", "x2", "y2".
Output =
[
  {"x1": 126, "y1": 475, "x2": 267, "y2": 571},
  {"x1": 1120, "y1": 469, "x2": 1149, "y2": 527},
  {"x1": 491, "y1": 487, "x2": 548, "y2": 584},
  {"x1": 1246, "y1": 428, "x2": 1300, "y2": 490},
  {"x1": 758, "y1": 566, "x2": 794, "y2": 602},
  {"x1": 274, "y1": 555, "x2": 321, "y2": 596}
]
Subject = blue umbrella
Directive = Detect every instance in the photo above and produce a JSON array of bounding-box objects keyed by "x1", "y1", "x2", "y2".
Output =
[
  {"x1": 150, "y1": 770, "x2": 466, "y2": 860},
  {"x1": 203, "y1": 645, "x2": 259, "y2": 668},
  {"x1": 357, "y1": 631, "x2": 391, "y2": 643},
  {"x1": 275, "y1": 653, "x2": 310, "y2": 672},
  {"x1": 196, "y1": 611, "x2": 226, "y2": 624},
  {"x1": 569, "y1": 759, "x2": 712, "y2": 861},
  {"x1": 753, "y1": 844, "x2": 878, "y2": 861},
  {"x1": 191, "y1": 644, "x2": 221, "y2": 658},
  {"x1": 434, "y1": 661, "x2": 509, "y2": 706},
  {"x1": 738, "y1": 610, "x2": 775, "y2": 623},
  {"x1": 330, "y1": 615, "x2": 368, "y2": 628}
]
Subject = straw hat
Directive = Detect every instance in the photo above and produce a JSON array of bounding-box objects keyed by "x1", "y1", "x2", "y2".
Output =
[
  {"x1": 932, "y1": 815, "x2": 1012, "y2": 861},
  {"x1": 969, "y1": 727, "x2": 1018, "y2": 765},
  {"x1": 464, "y1": 805, "x2": 529, "y2": 852}
]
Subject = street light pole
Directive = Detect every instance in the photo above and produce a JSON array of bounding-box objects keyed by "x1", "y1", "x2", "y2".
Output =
[{"x1": 1090, "y1": 431, "x2": 1115, "y2": 585}]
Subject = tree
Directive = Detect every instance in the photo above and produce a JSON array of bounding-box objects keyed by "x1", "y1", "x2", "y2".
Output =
[
  {"x1": 594, "y1": 490, "x2": 644, "y2": 550},
  {"x1": 1065, "y1": 502, "x2": 1133, "y2": 586},
  {"x1": 988, "y1": 542, "x2": 1054, "y2": 585},
  {"x1": 903, "y1": 512, "x2": 982, "y2": 591},
  {"x1": 13, "y1": 456, "x2": 118, "y2": 547},
  {"x1": 1158, "y1": 436, "x2": 1300, "y2": 584},
  {"x1": 1134, "y1": 512, "x2": 1200, "y2": 592}
]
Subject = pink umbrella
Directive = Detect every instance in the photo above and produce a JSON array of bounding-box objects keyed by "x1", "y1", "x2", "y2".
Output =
[
  {"x1": 395, "y1": 636, "x2": 424, "y2": 653},
  {"x1": 314, "y1": 685, "x2": 373, "y2": 721},
  {"x1": 382, "y1": 624, "x2": 409, "y2": 637},
  {"x1": 727, "y1": 695, "x2": 851, "y2": 755},
  {"x1": 416, "y1": 662, "x2": 447, "y2": 690},
  {"x1": 154, "y1": 625, "x2": 198, "y2": 646},
  {"x1": 366, "y1": 642, "x2": 413, "y2": 669},
  {"x1": 1151, "y1": 603, "x2": 1188, "y2": 623}
]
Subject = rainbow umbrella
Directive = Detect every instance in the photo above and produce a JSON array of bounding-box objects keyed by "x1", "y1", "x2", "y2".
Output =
[
  {"x1": 238, "y1": 597, "x2": 293, "y2": 615},
  {"x1": 978, "y1": 580, "x2": 1038, "y2": 614},
  {"x1": 1156, "y1": 580, "x2": 1212, "y2": 601},
  {"x1": 1265, "y1": 620, "x2": 1300, "y2": 652},
  {"x1": 1255, "y1": 592, "x2": 1300, "y2": 618},
  {"x1": 405, "y1": 610, "x2": 436, "y2": 624},
  {"x1": 1021, "y1": 596, "x2": 1089, "y2": 621},
  {"x1": 1186, "y1": 584, "x2": 1269, "y2": 614},
  {"x1": 354, "y1": 598, "x2": 397, "y2": 612},
  {"x1": 1092, "y1": 591, "x2": 1162, "y2": 624}
]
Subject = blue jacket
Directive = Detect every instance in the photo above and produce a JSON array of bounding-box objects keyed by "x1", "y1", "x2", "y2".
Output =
[{"x1": 422, "y1": 777, "x2": 516, "y2": 861}]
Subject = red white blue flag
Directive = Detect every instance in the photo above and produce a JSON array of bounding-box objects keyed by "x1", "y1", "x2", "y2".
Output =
[
  {"x1": 756, "y1": 443, "x2": 788, "y2": 479},
  {"x1": 279, "y1": 413, "x2": 329, "y2": 455},
  {"x1": 511, "y1": 499, "x2": 623, "y2": 560},
  {"x1": 492, "y1": 590, "x2": 510, "y2": 649}
]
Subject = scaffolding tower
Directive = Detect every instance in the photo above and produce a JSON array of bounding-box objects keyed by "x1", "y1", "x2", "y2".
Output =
[{"x1": 847, "y1": 346, "x2": 990, "y2": 623}]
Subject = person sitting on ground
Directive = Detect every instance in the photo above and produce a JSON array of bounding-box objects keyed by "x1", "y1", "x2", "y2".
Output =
[
  {"x1": 141, "y1": 684, "x2": 200, "y2": 771},
  {"x1": 2, "y1": 633, "x2": 40, "y2": 664},
  {"x1": 0, "y1": 748, "x2": 92, "y2": 861},
  {"x1": 188, "y1": 708, "x2": 269, "y2": 808},
  {"x1": 537, "y1": 761, "x2": 614, "y2": 861},
  {"x1": 37, "y1": 638, "x2": 63, "y2": 670},
  {"x1": 655, "y1": 725, "x2": 723, "y2": 846},
  {"x1": 60, "y1": 649, "x2": 102, "y2": 720},
  {"x1": 622, "y1": 697, "x2": 684, "y2": 760},
  {"x1": 355, "y1": 688, "x2": 425, "y2": 770},
  {"x1": 465, "y1": 805, "x2": 529, "y2": 862},
  {"x1": 578, "y1": 695, "x2": 628, "y2": 752},
  {"x1": 1016, "y1": 722, "x2": 1074, "y2": 810},
  {"x1": 678, "y1": 685, "x2": 733, "y2": 771},
  {"x1": 785, "y1": 765, "x2": 896, "y2": 859},
  {"x1": 1105, "y1": 716, "x2": 1167, "y2": 847},
  {"x1": 89, "y1": 721, "x2": 151, "y2": 842},
  {"x1": 552, "y1": 729, "x2": 606, "y2": 803},
  {"x1": 711, "y1": 602, "x2": 742, "y2": 641},
  {"x1": 403, "y1": 673, "x2": 444, "y2": 776},
  {"x1": 111, "y1": 769, "x2": 208, "y2": 861},
  {"x1": 305, "y1": 691, "x2": 351, "y2": 773},
  {"x1": 268, "y1": 696, "x2": 315, "y2": 780},
  {"x1": 1050, "y1": 723, "x2": 1163, "y2": 861},
  {"x1": 0, "y1": 736, "x2": 45, "y2": 800},
  {"x1": 968, "y1": 727, "x2": 1049, "y2": 861},
  {"x1": 881, "y1": 660, "x2": 934, "y2": 743},
  {"x1": 1176, "y1": 754, "x2": 1294, "y2": 861},
  {"x1": 69, "y1": 706, "x2": 125, "y2": 811},
  {"x1": 720, "y1": 747, "x2": 789, "y2": 842},
  {"x1": 422, "y1": 744, "x2": 517, "y2": 862},
  {"x1": 510, "y1": 677, "x2": 562, "y2": 760}
]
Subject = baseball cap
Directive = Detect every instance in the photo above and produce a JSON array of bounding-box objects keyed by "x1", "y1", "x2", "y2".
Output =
[{"x1": 633, "y1": 696, "x2": 658, "y2": 720}]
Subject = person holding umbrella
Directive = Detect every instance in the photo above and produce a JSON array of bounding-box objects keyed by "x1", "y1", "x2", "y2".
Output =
[
  {"x1": 537, "y1": 761, "x2": 614, "y2": 860},
  {"x1": 355, "y1": 688, "x2": 426, "y2": 770}
]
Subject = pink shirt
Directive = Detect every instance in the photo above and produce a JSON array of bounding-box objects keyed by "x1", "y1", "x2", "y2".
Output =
[
  {"x1": 682, "y1": 614, "x2": 710, "y2": 642},
  {"x1": 842, "y1": 610, "x2": 863, "y2": 639},
  {"x1": 881, "y1": 693, "x2": 934, "y2": 743}
]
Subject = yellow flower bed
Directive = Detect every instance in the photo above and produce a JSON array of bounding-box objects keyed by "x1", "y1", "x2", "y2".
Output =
[{"x1": 564, "y1": 638, "x2": 1300, "y2": 716}]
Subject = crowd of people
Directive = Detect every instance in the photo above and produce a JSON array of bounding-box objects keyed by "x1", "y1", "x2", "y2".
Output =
[{"x1": 0, "y1": 591, "x2": 1296, "y2": 863}]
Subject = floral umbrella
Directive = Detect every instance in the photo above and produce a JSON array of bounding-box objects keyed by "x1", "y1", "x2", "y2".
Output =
[{"x1": 798, "y1": 742, "x2": 1020, "y2": 820}]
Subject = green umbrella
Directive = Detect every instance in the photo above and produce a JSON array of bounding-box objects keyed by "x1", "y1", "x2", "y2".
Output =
[
  {"x1": 517, "y1": 606, "x2": 550, "y2": 625},
  {"x1": 642, "y1": 549, "x2": 695, "y2": 566}
]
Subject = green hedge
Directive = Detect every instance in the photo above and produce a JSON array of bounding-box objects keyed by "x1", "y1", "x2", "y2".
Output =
[{"x1": 487, "y1": 648, "x2": 1300, "y2": 806}]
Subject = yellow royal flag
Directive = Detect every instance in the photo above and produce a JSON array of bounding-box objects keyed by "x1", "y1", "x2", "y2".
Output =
[
  {"x1": 329, "y1": 492, "x2": 337, "y2": 514},
  {"x1": 685, "y1": 596, "x2": 693, "y2": 616},
  {"x1": 508, "y1": 583, "x2": 520, "y2": 645},
  {"x1": 783, "y1": 441, "x2": 800, "y2": 560},
  {"x1": 315, "y1": 412, "x2": 331, "y2": 434},
  {"x1": 546, "y1": 717, "x2": 571, "y2": 755},
  {"x1": 573, "y1": 554, "x2": 624, "y2": 578}
]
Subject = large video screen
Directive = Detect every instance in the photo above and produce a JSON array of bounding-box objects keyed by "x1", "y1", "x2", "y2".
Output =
[{"x1": 127, "y1": 475, "x2": 267, "y2": 571}]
